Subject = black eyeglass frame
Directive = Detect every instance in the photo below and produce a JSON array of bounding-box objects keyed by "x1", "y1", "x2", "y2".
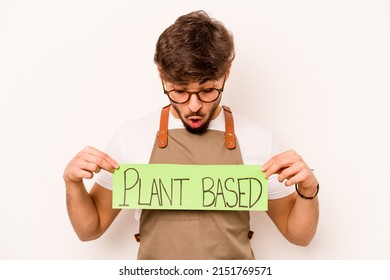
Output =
[{"x1": 162, "y1": 76, "x2": 226, "y2": 104}]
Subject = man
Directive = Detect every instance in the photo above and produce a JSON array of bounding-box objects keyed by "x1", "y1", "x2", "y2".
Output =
[{"x1": 63, "y1": 10, "x2": 319, "y2": 260}]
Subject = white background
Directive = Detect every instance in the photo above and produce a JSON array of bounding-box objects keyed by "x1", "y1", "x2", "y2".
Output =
[{"x1": 0, "y1": 0, "x2": 389, "y2": 260}]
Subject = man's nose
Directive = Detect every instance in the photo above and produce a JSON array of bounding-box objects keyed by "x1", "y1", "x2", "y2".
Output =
[{"x1": 187, "y1": 93, "x2": 202, "y2": 112}]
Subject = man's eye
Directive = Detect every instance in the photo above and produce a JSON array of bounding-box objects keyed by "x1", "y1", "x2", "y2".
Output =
[{"x1": 201, "y1": 88, "x2": 214, "y2": 93}]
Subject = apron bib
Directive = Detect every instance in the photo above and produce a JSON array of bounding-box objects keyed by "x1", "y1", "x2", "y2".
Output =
[{"x1": 137, "y1": 105, "x2": 255, "y2": 260}]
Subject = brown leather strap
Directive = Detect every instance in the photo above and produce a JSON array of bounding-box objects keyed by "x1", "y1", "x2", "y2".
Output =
[
  {"x1": 222, "y1": 105, "x2": 236, "y2": 149},
  {"x1": 158, "y1": 104, "x2": 170, "y2": 148}
]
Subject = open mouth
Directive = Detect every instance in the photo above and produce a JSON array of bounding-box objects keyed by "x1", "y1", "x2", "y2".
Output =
[{"x1": 188, "y1": 116, "x2": 202, "y2": 128}]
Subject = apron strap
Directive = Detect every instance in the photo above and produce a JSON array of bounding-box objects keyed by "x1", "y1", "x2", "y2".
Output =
[
  {"x1": 222, "y1": 105, "x2": 236, "y2": 149},
  {"x1": 158, "y1": 104, "x2": 236, "y2": 149},
  {"x1": 158, "y1": 104, "x2": 170, "y2": 148}
]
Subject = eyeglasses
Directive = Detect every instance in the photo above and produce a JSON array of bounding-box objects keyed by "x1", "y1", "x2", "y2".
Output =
[{"x1": 162, "y1": 76, "x2": 226, "y2": 104}]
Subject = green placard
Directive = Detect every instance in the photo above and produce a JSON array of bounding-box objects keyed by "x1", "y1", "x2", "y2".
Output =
[{"x1": 112, "y1": 164, "x2": 268, "y2": 211}]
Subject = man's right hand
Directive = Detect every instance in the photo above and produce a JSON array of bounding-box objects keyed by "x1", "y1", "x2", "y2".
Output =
[
  {"x1": 63, "y1": 146, "x2": 119, "y2": 183},
  {"x1": 63, "y1": 146, "x2": 120, "y2": 241}
]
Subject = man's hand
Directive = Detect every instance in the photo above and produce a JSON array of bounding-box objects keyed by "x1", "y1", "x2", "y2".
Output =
[
  {"x1": 263, "y1": 150, "x2": 319, "y2": 246},
  {"x1": 261, "y1": 150, "x2": 318, "y2": 196},
  {"x1": 63, "y1": 146, "x2": 120, "y2": 241},
  {"x1": 63, "y1": 146, "x2": 119, "y2": 183}
]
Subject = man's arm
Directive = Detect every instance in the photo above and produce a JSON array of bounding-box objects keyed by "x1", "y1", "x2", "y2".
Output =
[
  {"x1": 262, "y1": 150, "x2": 319, "y2": 246},
  {"x1": 63, "y1": 146, "x2": 121, "y2": 241}
]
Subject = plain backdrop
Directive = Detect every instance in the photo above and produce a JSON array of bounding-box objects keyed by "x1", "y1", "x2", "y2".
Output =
[{"x1": 1, "y1": 0, "x2": 389, "y2": 260}]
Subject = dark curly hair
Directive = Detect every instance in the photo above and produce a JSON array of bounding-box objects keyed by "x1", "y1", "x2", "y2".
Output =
[{"x1": 154, "y1": 10, "x2": 235, "y2": 84}]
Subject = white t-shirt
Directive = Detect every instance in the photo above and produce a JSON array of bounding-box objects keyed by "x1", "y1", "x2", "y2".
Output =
[{"x1": 96, "y1": 108, "x2": 295, "y2": 200}]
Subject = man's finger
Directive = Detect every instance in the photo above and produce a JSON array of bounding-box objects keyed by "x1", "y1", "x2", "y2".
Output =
[
  {"x1": 82, "y1": 146, "x2": 119, "y2": 169},
  {"x1": 79, "y1": 152, "x2": 118, "y2": 173}
]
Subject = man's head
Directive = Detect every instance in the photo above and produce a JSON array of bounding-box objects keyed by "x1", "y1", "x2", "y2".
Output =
[
  {"x1": 155, "y1": 10, "x2": 235, "y2": 134},
  {"x1": 155, "y1": 10, "x2": 235, "y2": 84}
]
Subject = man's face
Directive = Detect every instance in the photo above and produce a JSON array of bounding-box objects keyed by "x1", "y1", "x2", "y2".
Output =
[{"x1": 164, "y1": 77, "x2": 225, "y2": 134}]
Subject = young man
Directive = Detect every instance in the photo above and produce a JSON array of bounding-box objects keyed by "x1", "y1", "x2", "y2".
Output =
[{"x1": 63, "y1": 10, "x2": 319, "y2": 259}]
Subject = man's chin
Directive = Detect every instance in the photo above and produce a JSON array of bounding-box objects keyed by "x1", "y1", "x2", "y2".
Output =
[{"x1": 183, "y1": 122, "x2": 209, "y2": 135}]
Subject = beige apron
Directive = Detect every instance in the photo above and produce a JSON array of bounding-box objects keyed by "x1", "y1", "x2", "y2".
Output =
[{"x1": 137, "y1": 105, "x2": 255, "y2": 260}]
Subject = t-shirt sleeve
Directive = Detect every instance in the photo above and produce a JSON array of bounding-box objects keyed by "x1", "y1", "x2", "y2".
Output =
[
  {"x1": 267, "y1": 138, "x2": 296, "y2": 200},
  {"x1": 233, "y1": 113, "x2": 296, "y2": 200},
  {"x1": 94, "y1": 111, "x2": 160, "y2": 190}
]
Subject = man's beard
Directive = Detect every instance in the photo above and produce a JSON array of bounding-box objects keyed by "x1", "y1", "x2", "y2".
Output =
[{"x1": 171, "y1": 103, "x2": 220, "y2": 135}]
